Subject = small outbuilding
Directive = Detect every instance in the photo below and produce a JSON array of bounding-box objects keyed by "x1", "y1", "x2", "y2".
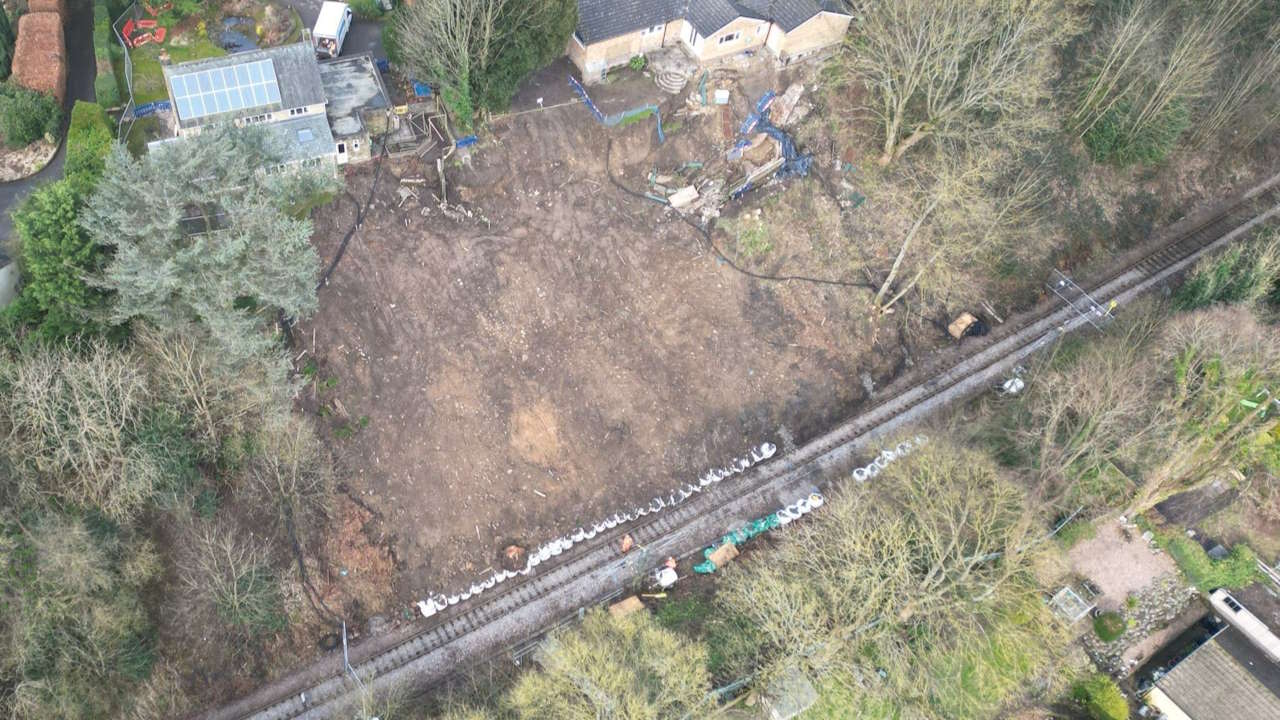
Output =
[{"x1": 317, "y1": 54, "x2": 391, "y2": 165}]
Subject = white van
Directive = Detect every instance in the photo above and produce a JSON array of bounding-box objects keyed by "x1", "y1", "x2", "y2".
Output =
[{"x1": 314, "y1": 1, "x2": 353, "y2": 59}]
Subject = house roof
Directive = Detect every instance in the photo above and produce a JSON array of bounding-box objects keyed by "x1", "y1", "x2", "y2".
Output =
[
  {"x1": 735, "y1": 0, "x2": 848, "y2": 32},
  {"x1": 261, "y1": 113, "x2": 336, "y2": 165},
  {"x1": 575, "y1": 0, "x2": 849, "y2": 44},
  {"x1": 576, "y1": 0, "x2": 683, "y2": 45},
  {"x1": 1155, "y1": 626, "x2": 1280, "y2": 720},
  {"x1": 685, "y1": 0, "x2": 752, "y2": 37},
  {"x1": 318, "y1": 54, "x2": 390, "y2": 138},
  {"x1": 164, "y1": 42, "x2": 325, "y2": 128}
]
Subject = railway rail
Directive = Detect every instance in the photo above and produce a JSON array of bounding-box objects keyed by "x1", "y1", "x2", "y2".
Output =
[{"x1": 202, "y1": 173, "x2": 1280, "y2": 720}]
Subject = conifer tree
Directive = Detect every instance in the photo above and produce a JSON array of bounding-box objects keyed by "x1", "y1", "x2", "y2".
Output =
[{"x1": 81, "y1": 125, "x2": 335, "y2": 363}]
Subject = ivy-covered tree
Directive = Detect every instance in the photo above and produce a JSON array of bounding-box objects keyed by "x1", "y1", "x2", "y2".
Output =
[
  {"x1": 81, "y1": 125, "x2": 335, "y2": 363},
  {"x1": 5, "y1": 180, "x2": 111, "y2": 339},
  {"x1": 0, "y1": 4, "x2": 13, "y2": 81}
]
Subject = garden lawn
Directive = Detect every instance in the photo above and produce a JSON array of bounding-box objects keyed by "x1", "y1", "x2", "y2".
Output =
[{"x1": 129, "y1": 39, "x2": 225, "y2": 104}]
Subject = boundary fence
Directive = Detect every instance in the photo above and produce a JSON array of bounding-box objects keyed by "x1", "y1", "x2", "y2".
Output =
[{"x1": 111, "y1": 2, "x2": 139, "y2": 142}]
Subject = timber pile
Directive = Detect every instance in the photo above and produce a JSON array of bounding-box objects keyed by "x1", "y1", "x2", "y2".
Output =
[{"x1": 12, "y1": 12, "x2": 67, "y2": 103}]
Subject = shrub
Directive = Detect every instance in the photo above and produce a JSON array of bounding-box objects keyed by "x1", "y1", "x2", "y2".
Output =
[
  {"x1": 0, "y1": 83, "x2": 61, "y2": 147},
  {"x1": 1055, "y1": 518, "x2": 1097, "y2": 549},
  {"x1": 1083, "y1": 99, "x2": 1189, "y2": 166},
  {"x1": 1092, "y1": 611, "x2": 1126, "y2": 642},
  {"x1": 348, "y1": 0, "x2": 384, "y2": 19},
  {"x1": 66, "y1": 101, "x2": 115, "y2": 194},
  {"x1": 629, "y1": 54, "x2": 646, "y2": 71},
  {"x1": 1072, "y1": 674, "x2": 1128, "y2": 720},
  {"x1": 0, "y1": 513, "x2": 160, "y2": 720}
]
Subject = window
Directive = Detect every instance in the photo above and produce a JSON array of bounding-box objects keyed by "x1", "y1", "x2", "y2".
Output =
[
  {"x1": 643, "y1": 24, "x2": 662, "y2": 35},
  {"x1": 573, "y1": 30, "x2": 585, "y2": 46},
  {"x1": 1222, "y1": 595, "x2": 1244, "y2": 613},
  {"x1": 337, "y1": 142, "x2": 346, "y2": 154},
  {"x1": 353, "y1": 140, "x2": 360, "y2": 150},
  {"x1": 718, "y1": 32, "x2": 739, "y2": 44}
]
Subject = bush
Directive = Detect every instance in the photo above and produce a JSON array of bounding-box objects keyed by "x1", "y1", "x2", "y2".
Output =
[
  {"x1": 1154, "y1": 529, "x2": 1261, "y2": 590},
  {"x1": 1072, "y1": 674, "x2": 1128, "y2": 720},
  {"x1": 1092, "y1": 611, "x2": 1126, "y2": 642},
  {"x1": 348, "y1": 0, "x2": 384, "y2": 19},
  {"x1": 66, "y1": 101, "x2": 115, "y2": 194},
  {"x1": 629, "y1": 54, "x2": 646, "y2": 71},
  {"x1": 0, "y1": 83, "x2": 61, "y2": 147},
  {"x1": 1083, "y1": 99, "x2": 1189, "y2": 166}
]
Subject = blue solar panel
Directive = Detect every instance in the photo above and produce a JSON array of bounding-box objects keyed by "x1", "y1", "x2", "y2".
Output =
[{"x1": 170, "y1": 57, "x2": 282, "y2": 122}]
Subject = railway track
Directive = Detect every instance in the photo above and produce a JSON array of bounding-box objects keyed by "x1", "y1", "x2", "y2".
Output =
[{"x1": 203, "y1": 173, "x2": 1280, "y2": 720}]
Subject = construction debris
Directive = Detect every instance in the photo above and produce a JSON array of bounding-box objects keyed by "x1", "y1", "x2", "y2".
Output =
[
  {"x1": 501, "y1": 544, "x2": 526, "y2": 571},
  {"x1": 667, "y1": 185, "x2": 699, "y2": 209},
  {"x1": 609, "y1": 596, "x2": 645, "y2": 618},
  {"x1": 707, "y1": 542, "x2": 739, "y2": 568}
]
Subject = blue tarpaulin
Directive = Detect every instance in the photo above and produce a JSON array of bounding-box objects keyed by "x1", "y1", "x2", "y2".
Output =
[
  {"x1": 455, "y1": 135, "x2": 478, "y2": 148},
  {"x1": 133, "y1": 100, "x2": 171, "y2": 118},
  {"x1": 412, "y1": 81, "x2": 432, "y2": 97},
  {"x1": 737, "y1": 90, "x2": 811, "y2": 180}
]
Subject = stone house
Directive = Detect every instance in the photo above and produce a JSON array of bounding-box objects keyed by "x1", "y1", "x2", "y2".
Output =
[{"x1": 568, "y1": 0, "x2": 853, "y2": 82}]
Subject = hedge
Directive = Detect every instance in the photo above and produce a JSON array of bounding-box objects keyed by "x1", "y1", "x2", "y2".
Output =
[
  {"x1": 92, "y1": 1, "x2": 122, "y2": 108},
  {"x1": 66, "y1": 101, "x2": 114, "y2": 194}
]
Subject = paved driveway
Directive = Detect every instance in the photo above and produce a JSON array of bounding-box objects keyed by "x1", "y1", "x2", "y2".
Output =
[{"x1": 0, "y1": 0, "x2": 97, "y2": 246}]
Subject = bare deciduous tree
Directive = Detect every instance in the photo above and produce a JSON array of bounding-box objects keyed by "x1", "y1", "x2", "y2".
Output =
[
  {"x1": 179, "y1": 521, "x2": 286, "y2": 635},
  {"x1": 134, "y1": 323, "x2": 295, "y2": 450},
  {"x1": 719, "y1": 439, "x2": 1037, "y2": 677},
  {"x1": 1192, "y1": 30, "x2": 1280, "y2": 146},
  {"x1": 846, "y1": 0, "x2": 1079, "y2": 165},
  {"x1": 509, "y1": 609, "x2": 713, "y2": 720},
  {"x1": 1072, "y1": 0, "x2": 1259, "y2": 158},
  {"x1": 245, "y1": 412, "x2": 332, "y2": 531},
  {"x1": 872, "y1": 152, "x2": 1051, "y2": 314},
  {"x1": 0, "y1": 341, "x2": 161, "y2": 521},
  {"x1": 391, "y1": 0, "x2": 572, "y2": 119},
  {"x1": 1016, "y1": 306, "x2": 1168, "y2": 508}
]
